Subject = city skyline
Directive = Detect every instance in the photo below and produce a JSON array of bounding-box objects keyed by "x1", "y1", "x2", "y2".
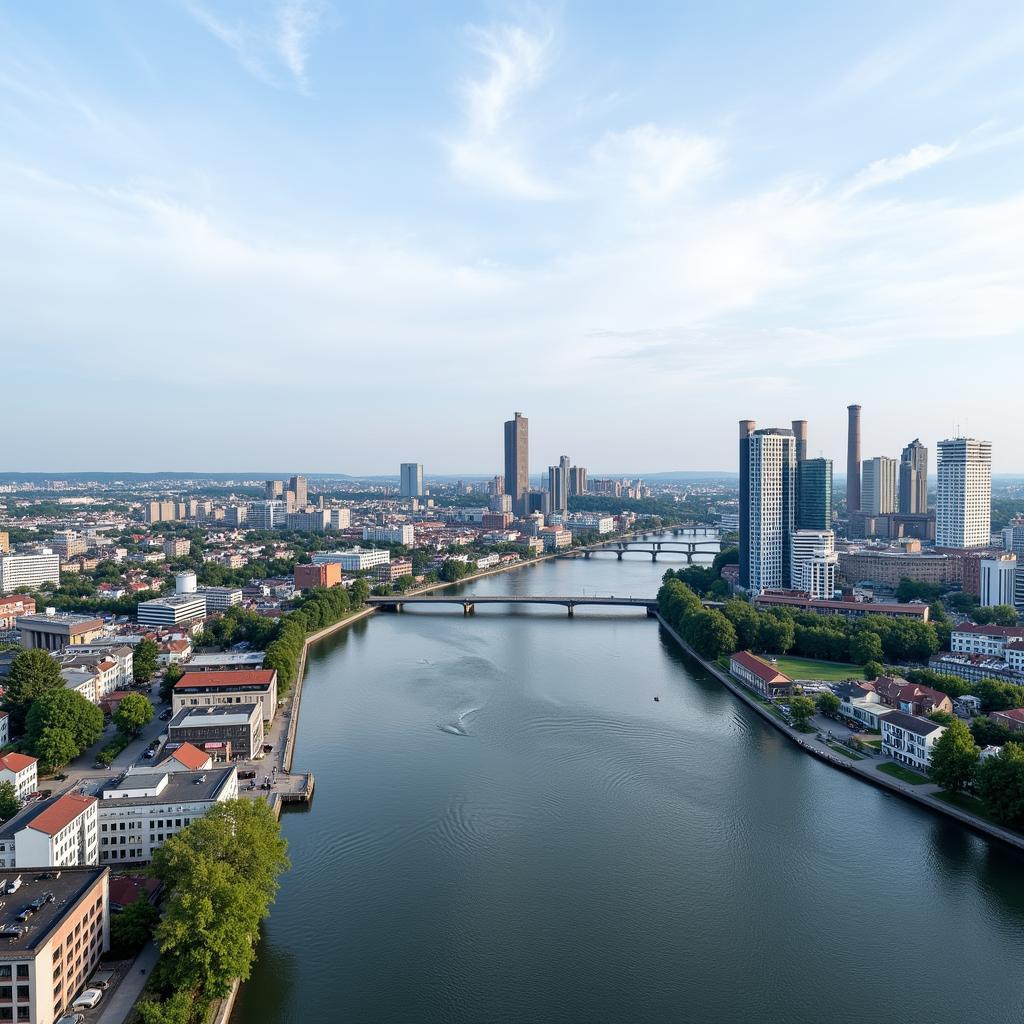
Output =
[{"x1": 3, "y1": 2, "x2": 1024, "y2": 471}]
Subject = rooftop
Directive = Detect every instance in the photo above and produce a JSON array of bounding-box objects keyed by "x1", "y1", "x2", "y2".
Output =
[
  {"x1": 0, "y1": 753, "x2": 37, "y2": 774},
  {"x1": 730, "y1": 650, "x2": 792, "y2": 683},
  {"x1": 175, "y1": 670, "x2": 275, "y2": 690},
  {"x1": 169, "y1": 704, "x2": 260, "y2": 728},
  {"x1": 14, "y1": 611, "x2": 103, "y2": 630},
  {"x1": 953, "y1": 624, "x2": 1024, "y2": 638},
  {"x1": 883, "y1": 710, "x2": 945, "y2": 735},
  {"x1": 185, "y1": 652, "x2": 266, "y2": 669},
  {"x1": 100, "y1": 768, "x2": 234, "y2": 806},
  {"x1": 0, "y1": 867, "x2": 107, "y2": 954},
  {"x1": 158, "y1": 743, "x2": 211, "y2": 771},
  {"x1": 0, "y1": 792, "x2": 95, "y2": 839}
]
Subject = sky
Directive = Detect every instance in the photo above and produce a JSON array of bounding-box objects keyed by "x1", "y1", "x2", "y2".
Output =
[{"x1": 2, "y1": 1, "x2": 1023, "y2": 475}]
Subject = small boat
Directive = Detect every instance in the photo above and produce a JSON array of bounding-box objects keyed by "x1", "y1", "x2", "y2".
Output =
[{"x1": 653, "y1": 696, "x2": 660, "y2": 702}]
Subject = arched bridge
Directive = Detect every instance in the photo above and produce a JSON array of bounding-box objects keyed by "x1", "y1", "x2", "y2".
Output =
[
  {"x1": 581, "y1": 539, "x2": 722, "y2": 563},
  {"x1": 367, "y1": 594, "x2": 659, "y2": 617}
]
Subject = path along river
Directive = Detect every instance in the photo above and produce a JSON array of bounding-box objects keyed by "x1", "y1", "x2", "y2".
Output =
[{"x1": 232, "y1": 532, "x2": 1024, "y2": 1024}]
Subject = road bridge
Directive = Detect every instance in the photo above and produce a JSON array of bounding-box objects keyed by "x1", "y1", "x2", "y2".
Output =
[
  {"x1": 367, "y1": 594, "x2": 658, "y2": 617},
  {"x1": 580, "y1": 539, "x2": 722, "y2": 563}
]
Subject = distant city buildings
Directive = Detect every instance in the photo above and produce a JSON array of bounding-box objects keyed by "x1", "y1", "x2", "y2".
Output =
[
  {"x1": 861, "y1": 456, "x2": 898, "y2": 517},
  {"x1": 312, "y1": 547, "x2": 390, "y2": 571},
  {"x1": 363, "y1": 525, "x2": 415, "y2": 546},
  {"x1": 936, "y1": 437, "x2": 992, "y2": 548},
  {"x1": 503, "y1": 411, "x2": 529, "y2": 517},
  {"x1": 899, "y1": 439, "x2": 928, "y2": 515},
  {"x1": 400, "y1": 463, "x2": 424, "y2": 498},
  {"x1": 0, "y1": 551, "x2": 60, "y2": 593}
]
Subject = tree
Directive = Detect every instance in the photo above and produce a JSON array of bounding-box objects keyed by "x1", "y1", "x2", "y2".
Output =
[
  {"x1": 976, "y1": 742, "x2": 1024, "y2": 829},
  {"x1": 1, "y1": 649, "x2": 64, "y2": 735},
  {"x1": 722, "y1": 599, "x2": 760, "y2": 650},
  {"x1": 134, "y1": 637, "x2": 160, "y2": 683},
  {"x1": 816, "y1": 692, "x2": 841, "y2": 718},
  {"x1": 849, "y1": 630, "x2": 884, "y2": 666},
  {"x1": 111, "y1": 896, "x2": 160, "y2": 956},
  {"x1": 114, "y1": 693, "x2": 154, "y2": 737},
  {"x1": 928, "y1": 718, "x2": 979, "y2": 793},
  {"x1": 686, "y1": 609, "x2": 737, "y2": 659},
  {"x1": 789, "y1": 695, "x2": 816, "y2": 729},
  {"x1": 25, "y1": 687, "x2": 104, "y2": 754},
  {"x1": 972, "y1": 604, "x2": 1019, "y2": 626},
  {"x1": 161, "y1": 664, "x2": 184, "y2": 704},
  {"x1": 864, "y1": 660, "x2": 884, "y2": 681},
  {"x1": 136, "y1": 992, "x2": 195, "y2": 1024},
  {"x1": 928, "y1": 709, "x2": 955, "y2": 726},
  {"x1": 35, "y1": 727, "x2": 80, "y2": 772},
  {"x1": 757, "y1": 614, "x2": 795, "y2": 654},
  {"x1": 970, "y1": 715, "x2": 1015, "y2": 748},
  {"x1": 0, "y1": 781, "x2": 19, "y2": 822}
]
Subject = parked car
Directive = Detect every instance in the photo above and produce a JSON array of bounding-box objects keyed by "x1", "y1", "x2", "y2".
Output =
[
  {"x1": 238, "y1": 770, "x2": 256, "y2": 780},
  {"x1": 159, "y1": 709, "x2": 173, "y2": 721},
  {"x1": 88, "y1": 969, "x2": 115, "y2": 991},
  {"x1": 56, "y1": 1014, "x2": 85, "y2": 1024},
  {"x1": 143, "y1": 749, "x2": 157, "y2": 759},
  {"x1": 71, "y1": 989, "x2": 104, "y2": 1010}
]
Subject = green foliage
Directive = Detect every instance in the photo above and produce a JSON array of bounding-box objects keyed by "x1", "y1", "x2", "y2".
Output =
[
  {"x1": 789, "y1": 695, "x2": 816, "y2": 728},
  {"x1": 96, "y1": 733, "x2": 131, "y2": 766},
  {"x1": 945, "y1": 591, "x2": 978, "y2": 614},
  {"x1": 849, "y1": 629, "x2": 884, "y2": 666},
  {"x1": 136, "y1": 991, "x2": 198, "y2": 1024},
  {"x1": 686, "y1": 609, "x2": 738, "y2": 659},
  {"x1": 928, "y1": 709, "x2": 955, "y2": 726},
  {"x1": 152, "y1": 800, "x2": 289, "y2": 999},
  {"x1": 711, "y1": 546, "x2": 739, "y2": 574},
  {"x1": 976, "y1": 742, "x2": 1024, "y2": 829},
  {"x1": 111, "y1": 896, "x2": 160, "y2": 956},
  {"x1": 971, "y1": 604, "x2": 1019, "y2": 626},
  {"x1": 722, "y1": 599, "x2": 760, "y2": 649},
  {"x1": 973, "y1": 677, "x2": 1024, "y2": 713},
  {"x1": 0, "y1": 781, "x2": 20, "y2": 822},
  {"x1": 895, "y1": 577, "x2": 946, "y2": 604},
  {"x1": 757, "y1": 614, "x2": 795, "y2": 654},
  {"x1": 114, "y1": 693, "x2": 154, "y2": 737},
  {"x1": 134, "y1": 637, "x2": 160, "y2": 683},
  {"x1": 439, "y1": 559, "x2": 472, "y2": 582},
  {"x1": 905, "y1": 668, "x2": 973, "y2": 699},
  {"x1": 2, "y1": 650, "x2": 65, "y2": 735},
  {"x1": 816, "y1": 692, "x2": 841, "y2": 718},
  {"x1": 161, "y1": 664, "x2": 184, "y2": 704},
  {"x1": 864, "y1": 660, "x2": 884, "y2": 681},
  {"x1": 928, "y1": 718, "x2": 979, "y2": 793},
  {"x1": 970, "y1": 715, "x2": 1015, "y2": 748},
  {"x1": 26, "y1": 688, "x2": 104, "y2": 760}
]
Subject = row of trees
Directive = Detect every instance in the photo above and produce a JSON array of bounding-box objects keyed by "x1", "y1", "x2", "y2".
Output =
[{"x1": 136, "y1": 799, "x2": 290, "y2": 1024}]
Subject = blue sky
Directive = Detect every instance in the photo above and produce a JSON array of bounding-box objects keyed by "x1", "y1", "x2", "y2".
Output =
[{"x1": 2, "y1": 1, "x2": 1023, "y2": 473}]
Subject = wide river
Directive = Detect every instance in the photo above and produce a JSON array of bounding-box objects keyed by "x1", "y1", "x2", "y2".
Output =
[{"x1": 233, "y1": 532, "x2": 1024, "y2": 1024}]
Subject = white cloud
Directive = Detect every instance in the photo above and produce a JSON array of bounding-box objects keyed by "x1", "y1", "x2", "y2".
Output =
[
  {"x1": 276, "y1": 0, "x2": 325, "y2": 91},
  {"x1": 843, "y1": 142, "x2": 957, "y2": 197}
]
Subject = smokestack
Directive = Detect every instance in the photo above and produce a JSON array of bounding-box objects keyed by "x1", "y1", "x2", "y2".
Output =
[
  {"x1": 792, "y1": 420, "x2": 808, "y2": 464},
  {"x1": 847, "y1": 405, "x2": 861, "y2": 512},
  {"x1": 738, "y1": 420, "x2": 756, "y2": 589}
]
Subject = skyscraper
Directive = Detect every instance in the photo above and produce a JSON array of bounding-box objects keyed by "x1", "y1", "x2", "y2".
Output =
[
  {"x1": 741, "y1": 426, "x2": 796, "y2": 594},
  {"x1": 847, "y1": 405, "x2": 861, "y2": 512},
  {"x1": 791, "y1": 420, "x2": 808, "y2": 463},
  {"x1": 289, "y1": 475, "x2": 308, "y2": 508},
  {"x1": 548, "y1": 456, "x2": 570, "y2": 515},
  {"x1": 899, "y1": 439, "x2": 928, "y2": 514},
  {"x1": 399, "y1": 463, "x2": 424, "y2": 498},
  {"x1": 980, "y1": 554, "x2": 1017, "y2": 607},
  {"x1": 504, "y1": 412, "x2": 529, "y2": 517},
  {"x1": 738, "y1": 420, "x2": 756, "y2": 589},
  {"x1": 861, "y1": 457, "x2": 898, "y2": 517},
  {"x1": 265, "y1": 479, "x2": 284, "y2": 499},
  {"x1": 568, "y1": 465, "x2": 588, "y2": 496},
  {"x1": 796, "y1": 458, "x2": 832, "y2": 531},
  {"x1": 936, "y1": 437, "x2": 992, "y2": 548}
]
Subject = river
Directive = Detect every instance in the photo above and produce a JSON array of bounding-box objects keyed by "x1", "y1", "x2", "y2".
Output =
[{"x1": 232, "y1": 532, "x2": 1024, "y2": 1024}]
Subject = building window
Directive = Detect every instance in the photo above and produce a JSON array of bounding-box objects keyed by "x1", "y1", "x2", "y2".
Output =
[{"x1": 14, "y1": 968, "x2": 26, "y2": 981}]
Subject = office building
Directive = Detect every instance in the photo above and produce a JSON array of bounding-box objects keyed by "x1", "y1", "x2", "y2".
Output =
[
  {"x1": 861, "y1": 457, "x2": 898, "y2": 517},
  {"x1": 0, "y1": 792, "x2": 98, "y2": 869},
  {"x1": 847, "y1": 404, "x2": 861, "y2": 512},
  {"x1": 295, "y1": 562, "x2": 343, "y2": 590},
  {"x1": 740, "y1": 425, "x2": 796, "y2": 594},
  {"x1": 548, "y1": 457, "x2": 570, "y2": 515},
  {"x1": 313, "y1": 548, "x2": 390, "y2": 571},
  {"x1": 265, "y1": 479, "x2": 284, "y2": 499},
  {"x1": 899, "y1": 439, "x2": 928, "y2": 515},
  {"x1": 248, "y1": 500, "x2": 285, "y2": 531},
  {"x1": 172, "y1": 670, "x2": 278, "y2": 723},
  {"x1": 136, "y1": 593, "x2": 207, "y2": 627},
  {"x1": 568, "y1": 466, "x2": 588, "y2": 496},
  {"x1": 285, "y1": 510, "x2": 330, "y2": 533},
  {"x1": 400, "y1": 463, "x2": 424, "y2": 498},
  {"x1": 362, "y1": 525, "x2": 415, "y2": 546},
  {"x1": 196, "y1": 586, "x2": 243, "y2": 611},
  {"x1": 289, "y1": 475, "x2": 308, "y2": 508},
  {"x1": 98, "y1": 767, "x2": 237, "y2": 864},
  {"x1": 167, "y1": 705, "x2": 263, "y2": 759},
  {"x1": 0, "y1": 866, "x2": 109, "y2": 1023},
  {"x1": 489, "y1": 494, "x2": 513, "y2": 514},
  {"x1": 504, "y1": 411, "x2": 529, "y2": 516},
  {"x1": 791, "y1": 420, "x2": 808, "y2": 463},
  {"x1": 796, "y1": 458, "x2": 832, "y2": 531},
  {"x1": 329, "y1": 508, "x2": 352, "y2": 530},
  {"x1": 16, "y1": 611, "x2": 104, "y2": 652},
  {"x1": 980, "y1": 554, "x2": 1017, "y2": 608},
  {"x1": 936, "y1": 437, "x2": 992, "y2": 548},
  {"x1": 0, "y1": 552, "x2": 60, "y2": 594}
]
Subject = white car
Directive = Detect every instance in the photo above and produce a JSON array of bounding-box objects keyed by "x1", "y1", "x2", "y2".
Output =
[{"x1": 72, "y1": 989, "x2": 104, "y2": 1010}]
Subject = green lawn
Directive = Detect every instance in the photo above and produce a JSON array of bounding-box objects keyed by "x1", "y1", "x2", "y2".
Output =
[
  {"x1": 877, "y1": 761, "x2": 929, "y2": 785},
  {"x1": 933, "y1": 791, "x2": 1001, "y2": 825},
  {"x1": 768, "y1": 655, "x2": 862, "y2": 682},
  {"x1": 828, "y1": 742, "x2": 864, "y2": 761}
]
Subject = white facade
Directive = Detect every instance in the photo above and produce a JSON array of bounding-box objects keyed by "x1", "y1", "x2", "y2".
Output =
[
  {"x1": 330, "y1": 508, "x2": 352, "y2": 529},
  {"x1": 790, "y1": 530, "x2": 835, "y2": 597},
  {"x1": 136, "y1": 593, "x2": 207, "y2": 626},
  {"x1": 197, "y1": 586, "x2": 243, "y2": 610},
  {"x1": 936, "y1": 437, "x2": 992, "y2": 548},
  {"x1": 362, "y1": 525, "x2": 415, "y2": 546},
  {"x1": 247, "y1": 500, "x2": 285, "y2": 531},
  {"x1": 861, "y1": 457, "x2": 898, "y2": 516},
  {"x1": 73, "y1": 644, "x2": 134, "y2": 688},
  {"x1": 802, "y1": 551, "x2": 839, "y2": 600},
  {"x1": 313, "y1": 548, "x2": 390, "y2": 571},
  {"x1": 981, "y1": 554, "x2": 1017, "y2": 608},
  {"x1": 0, "y1": 755, "x2": 38, "y2": 801},
  {"x1": 174, "y1": 571, "x2": 197, "y2": 594},
  {"x1": 0, "y1": 794, "x2": 98, "y2": 869},
  {"x1": 951, "y1": 625, "x2": 1024, "y2": 657},
  {"x1": 881, "y1": 712, "x2": 945, "y2": 772},
  {"x1": 0, "y1": 713, "x2": 7, "y2": 748},
  {"x1": 747, "y1": 430, "x2": 796, "y2": 594},
  {"x1": 0, "y1": 552, "x2": 60, "y2": 593}
]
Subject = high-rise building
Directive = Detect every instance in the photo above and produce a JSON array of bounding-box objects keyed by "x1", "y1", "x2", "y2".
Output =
[
  {"x1": 861, "y1": 457, "x2": 898, "y2": 517},
  {"x1": 265, "y1": 480, "x2": 284, "y2": 499},
  {"x1": 741, "y1": 427, "x2": 796, "y2": 594},
  {"x1": 0, "y1": 532, "x2": 8, "y2": 554},
  {"x1": 796, "y1": 458, "x2": 832, "y2": 530},
  {"x1": 791, "y1": 420, "x2": 808, "y2": 463},
  {"x1": 548, "y1": 456, "x2": 571, "y2": 515},
  {"x1": 489, "y1": 475, "x2": 504, "y2": 496},
  {"x1": 289, "y1": 475, "x2": 308, "y2": 508},
  {"x1": 790, "y1": 529, "x2": 835, "y2": 596},
  {"x1": 899, "y1": 439, "x2": 928, "y2": 515},
  {"x1": 568, "y1": 465, "x2": 588, "y2": 496},
  {"x1": 847, "y1": 404, "x2": 862, "y2": 512},
  {"x1": 936, "y1": 437, "x2": 992, "y2": 548},
  {"x1": 248, "y1": 500, "x2": 284, "y2": 531},
  {"x1": 738, "y1": 420, "x2": 756, "y2": 589},
  {"x1": 980, "y1": 554, "x2": 1017, "y2": 607},
  {"x1": 503, "y1": 411, "x2": 529, "y2": 517},
  {"x1": 399, "y1": 463, "x2": 424, "y2": 498},
  {"x1": 0, "y1": 552, "x2": 61, "y2": 594}
]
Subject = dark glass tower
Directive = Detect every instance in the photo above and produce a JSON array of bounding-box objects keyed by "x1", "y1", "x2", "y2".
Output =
[{"x1": 796, "y1": 458, "x2": 833, "y2": 531}]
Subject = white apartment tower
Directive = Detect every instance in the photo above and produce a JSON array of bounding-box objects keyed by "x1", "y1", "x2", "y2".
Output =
[
  {"x1": 936, "y1": 438, "x2": 992, "y2": 548},
  {"x1": 861, "y1": 457, "x2": 898, "y2": 517},
  {"x1": 790, "y1": 529, "x2": 835, "y2": 598},
  {"x1": 745, "y1": 429, "x2": 796, "y2": 595},
  {"x1": 980, "y1": 554, "x2": 1017, "y2": 608}
]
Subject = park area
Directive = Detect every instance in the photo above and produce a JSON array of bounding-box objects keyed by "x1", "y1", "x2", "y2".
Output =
[{"x1": 769, "y1": 655, "x2": 863, "y2": 683}]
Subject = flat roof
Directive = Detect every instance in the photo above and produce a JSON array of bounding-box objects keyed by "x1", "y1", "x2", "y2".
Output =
[
  {"x1": 100, "y1": 767, "x2": 235, "y2": 805},
  {"x1": 14, "y1": 612, "x2": 103, "y2": 630},
  {"x1": 169, "y1": 704, "x2": 260, "y2": 728},
  {"x1": 185, "y1": 652, "x2": 266, "y2": 667},
  {"x1": 0, "y1": 867, "x2": 107, "y2": 955}
]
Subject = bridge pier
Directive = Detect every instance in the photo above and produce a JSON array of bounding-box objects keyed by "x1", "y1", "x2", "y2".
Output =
[
  {"x1": 647, "y1": 606, "x2": 658, "y2": 618},
  {"x1": 567, "y1": 604, "x2": 574, "y2": 617},
  {"x1": 463, "y1": 603, "x2": 475, "y2": 615},
  {"x1": 616, "y1": 551, "x2": 623, "y2": 560},
  {"x1": 650, "y1": 551, "x2": 658, "y2": 562}
]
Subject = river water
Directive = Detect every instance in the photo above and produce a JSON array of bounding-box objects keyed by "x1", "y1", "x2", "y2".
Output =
[{"x1": 232, "y1": 533, "x2": 1024, "y2": 1024}]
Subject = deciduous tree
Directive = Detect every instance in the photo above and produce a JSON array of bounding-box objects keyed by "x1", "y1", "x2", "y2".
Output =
[
  {"x1": 928, "y1": 718, "x2": 979, "y2": 793},
  {"x1": 1, "y1": 650, "x2": 64, "y2": 735}
]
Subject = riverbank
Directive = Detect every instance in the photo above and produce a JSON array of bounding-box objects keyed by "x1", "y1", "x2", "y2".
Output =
[{"x1": 655, "y1": 612, "x2": 1024, "y2": 855}]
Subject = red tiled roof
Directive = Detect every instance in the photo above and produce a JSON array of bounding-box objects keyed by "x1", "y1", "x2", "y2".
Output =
[
  {"x1": 952, "y1": 624, "x2": 1024, "y2": 638},
  {"x1": 730, "y1": 650, "x2": 792, "y2": 684},
  {"x1": 994, "y1": 708, "x2": 1024, "y2": 723},
  {"x1": 109, "y1": 875, "x2": 161, "y2": 909},
  {"x1": 175, "y1": 670, "x2": 276, "y2": 689},
  {"x1": 0, "y1": 753, "x2": 37, "y2": 774},
  {"x1": 28, "y1": 792, "x2": 95, "y2": 836},
  {"x1": 164, "y1": 742, "x2": 211, "y2": 770}
]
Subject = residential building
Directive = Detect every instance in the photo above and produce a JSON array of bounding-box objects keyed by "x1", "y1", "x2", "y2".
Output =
[
  {"x1": 0, "y1": 595, "x2": 34, "y2": 631},
  {"x1": 753, "y1": 592, "x2": 929, "y2": 621},
  {"x1": 936, "y1": 437, "x2": 992, "y2": 548},
  {"x1": 881, "y1": 711, "x2": 945, "y2": 772},
  {"x1": 312, "y1": 548, "x2": 390, "y2": 571},
  {"x1": 162, "y1": 537, "x2": 191, "y2": 558},
  {"x1": 172, "y1": 670, "x2": 278, "y2": 723},
  {"x1": 0, "y1": 866, "x2": 109, "y2": 1024},
  {"x1": 295, "y1": 562, "x2": 343, "y2": 590},
  {"x1": 285, "y1": 510, "x2": 330, "y2": 533},
  {"x1": 330, "y1": 508, "x2": 351, "y2": 530},
  {"x1": 98, "y1": 767, "x2": 237, "y2": 864},
  {"x1": 861, "y1": 457, "x2": 898, "y2": 517},
  {"x1": 980, "y1": 554, "x2": 1017, "y2": 608},
  {"x1": 146, "y1": 500, "x2": 177, "y2": 522},
  {"x1": 0, "y1": 532, "x2": 7, "y2": 554},
  {"x1": 400, "y1": 463, "x2": 424, "y2": 498},
  {"x1": 0, "y1": 552, "x2": 60, "y2": 594},
  {"x1": 374, "y1": 558, "x2": 414, "y2": 584},
  {"x1": 289, "y1": 475, "x2": 308, "y2": 508},
  {"x1": 49, "y1": 531, "x2": 88, "y2": 559},
  {"x1": 547, "y1": 456, "x2": 571, "y2": 515},
  {"x1": 835, "y1": 683, "x2": 894, "y2": 731},
  {"x1": 56, "y1": 652, "x2": 122, "y2": 699},
  {"x1": 729, "y1": 651, "x2": 793, "y2": 699},
  {"x1": 183, "y1": 651, "x2": 266, "y2": 672},
  {"x1": 0, "y1": 754, "x2": 38, "y2": 801},
  {"x1": 796, "y1": 458, "x2": 833, "y2": 531},
  {"x1": 802, "y1": 551, "x2": 838, "y2": 600},
  {"x1": 869, "y1": 676, "x2": 953, "y2": 716},
  {"x1": 136, "y1": 593, "x2": 207, "y2": 627},
  {"x1": 196, "y1": 586, "x2": 243, "y2": 611},
  {"x1": 739, "y1": 424, "x2": 796, "y2": 594},
  {"x1": 790, "y1": 530, "x2": 835, "y2": 597},
  {"x1": 226, "y1": 504, "x2": 248, "y2": 527},
  {"x1": 72, "y1": 643, "x2": 134, "y2": 688},
  {"x1": 504, "y1": 411, "x2": 529, "y2": 517},
  {"x1": 899, "y1": 439, "x2": 928, "y2": 515},
  {"x1": 951, "y1": 624, "x2": 1024, "y2": 657},
  {"x1": 157, "y1": 742, "x2": 213, "y2": 773},
  {"x1": 363, "y1": 525, "x2": 415, "y2": 546},
  {"x1": 539, "y1": 527, "x2": 573, "y2": 551},
  {"x1": 929, "y1": 652, "x2": 1023, "y2": 685},
  {"x1": 265, "y1": 480, "x2": 284, "y2": 499},
  {"x1": 167, "y1": 704, "x2": 263, "y2": 759},
  {"x1": 0, "y1": 793, "x2": 98, "y2": 869},
  {"x1": 15, "y1": 612, "x2": 104, "y2": 652},
  {"x1": 568, "y1": 466, "x2": 588, "y2": 496},
  {"x1": 991, "y1": 708, "x2": 1024, "y2": 734}
]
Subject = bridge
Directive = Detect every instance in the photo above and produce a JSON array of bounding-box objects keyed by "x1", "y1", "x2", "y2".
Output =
[
  {"x1": 367, "y1": 594, "x2": 658, "y2": 617},
  {"x1": 580, "y1": 539, "x2": 722, "y2": 563}
]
